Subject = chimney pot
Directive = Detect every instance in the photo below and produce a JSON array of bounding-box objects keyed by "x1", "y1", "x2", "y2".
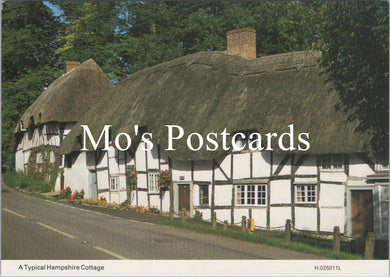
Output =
[
  {"x1": 226, "y1": 28, "x2": 256, "y2": 60},
  {"x1": 65, "y1": 61, "x2": 80, "y2": 73}
]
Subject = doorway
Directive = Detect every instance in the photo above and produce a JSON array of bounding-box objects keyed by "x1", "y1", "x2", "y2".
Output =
[
  {"x1": 351, "y1": 189, "x2": 374, "y2": 238},
  {"x1": 179, "y1": 184, "x2": 190, "y2": 215},
  {"x1": 89, "y1": 170, "x2": 97, "y2": 198}
]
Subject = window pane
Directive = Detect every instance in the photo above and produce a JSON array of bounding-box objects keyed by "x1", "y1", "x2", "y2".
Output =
[
  {"x1": 307, "y1": 185, "x2": 316, "y2": 202},
  {"x1": 322, "y1": 155, "x2": 331, "y2": 169},
  {"x1": 148, "y1": 173, "x2": 159, "y2": 193},
  {"x1": 199, "y1": 185, "x2": 209, "y2": 205},
  {"x1": 247, "y1": 185, "x2": 255, "y2": 205},
  {"x1": 381, "y1": 202, "x2": 389, "y2": 218},
  {"x1": 380, "y1": 186, "x2": 389, "y2": 201},
  {"x1": 382, "y1": 217, "x2": 389, "y2": 234},
  {"x1": 236, "y1": 185, "x2": 245, "y2": 205},
  {"x1": 257, "y1": 185, "x2": 266, "y2": 205},
  {"x1": 296, "y1": 186, "x2": 305, "y2": 202},
  {"x1": 110, "y1": 177, "x2": 118, "y2": 190},
  {"x1": 333, "y1": 154, "x2": 343, "y2": 169}
]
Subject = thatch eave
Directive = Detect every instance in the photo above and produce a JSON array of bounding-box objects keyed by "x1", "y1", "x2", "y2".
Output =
[
  {"x1": 11, "y1": 59, "x2": 114, "y2": 152},
  {"x1": 58, "y1": 50, "x2": 368, "y2": 160}
]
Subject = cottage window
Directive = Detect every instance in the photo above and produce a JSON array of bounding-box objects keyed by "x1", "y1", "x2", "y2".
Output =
[
  {"x1": 110, "y1": 176, "x2": 119, "y2": 191},
  {"x1": 20, "y1": 121, "x2": 26, "y2": 131},
  {"x1": 320, "y1": 154, "x2": 343, "y2": 171},
  {"x1": 295, "y1": 185, "x2": 316, "y2": 203},
  {"x1": 199, "y1": 185, "x2": 209, "y2": 205},
  {"x1": 236, "y1": 184, "x2": 267, "y2": 206},
  {"x1": 36, "y1": 152, "x2": 43, "y2": 164},
  {"x1": 375, "y1": 153, "x2": 389, "y2": 172},
  {"x1": 148, "y1": 172, "x2": 160, "y2": 193},
  {"x1": 64, "y1": 154, "x2": 72, "y2": 168},
  {"x1": 378, "y1": 184, "x2": 389, "y2": 234},
  {"x1": 49, "y1": 151, "x2": 55, "y2": 163}
]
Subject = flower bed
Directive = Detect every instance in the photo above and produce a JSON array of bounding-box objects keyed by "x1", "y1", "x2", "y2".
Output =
[
  {"x1": 57, "y1": 187, "x2": 161, "y2": 214},
  {"x1": 81, "y1": 197, "x2": 161, "y2": 214},
  {"x1": 58, "y1": 186, "x2": 84, "y2": 203},
  {"x1": 158, "y1": 169, "x2": 171, "y2": 190}
]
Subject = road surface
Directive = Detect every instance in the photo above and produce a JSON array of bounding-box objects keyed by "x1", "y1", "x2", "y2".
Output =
[{"x1": 2, "y1": 186, "x2": 325, "y2": 259}]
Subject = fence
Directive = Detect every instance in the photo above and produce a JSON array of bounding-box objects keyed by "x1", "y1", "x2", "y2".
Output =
[{"x1": 178, "y1": 209, "x2": 377, "y2": 259}]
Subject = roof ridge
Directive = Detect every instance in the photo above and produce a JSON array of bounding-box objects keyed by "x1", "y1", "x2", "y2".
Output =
[{"x1": 125, "y1": 50, "x2": 321, "y2": 82}]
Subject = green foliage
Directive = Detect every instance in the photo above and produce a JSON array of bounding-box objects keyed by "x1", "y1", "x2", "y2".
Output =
[
  {"x1": 2, "y1": 2, "x2": 62, "y2": 164},
  {"x1": 54, "y1": 1, "x2": 318, "y2": 80},
  {"x1": 194, "y1": 209, "x2": 203, "y2": 220},
  {"x1": 4, "y1": 170, "x2": 52, "y2": 192},
  {"x1": 55, "y1": 1, "x2": 119, "y2": 79},
  {"x1": 6, "y1": 153, "x2": 15, "y2": 171},
  {"x1": 3, "y1": 1, "x2": 387, "y2": 162},
  {"x1": 4, "y1": 171, "x2": 29, "y2": 189},
  {"x1": 59, "y1": 186, "x2": 72, "y2": 200},
  {"x1": 163, "y1": 221, "x2": 363, "y2": 260},
  {"x1": 25, "y1": 145, "x2": 60, "y2": 192},
  {"x1": 316, "y1": 2, "x2": 389, "y2": 154}
]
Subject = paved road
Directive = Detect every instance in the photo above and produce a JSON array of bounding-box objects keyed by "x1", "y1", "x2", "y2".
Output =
[{"x1": 1, "y1": 186, "x2": 325, "y2": 259}]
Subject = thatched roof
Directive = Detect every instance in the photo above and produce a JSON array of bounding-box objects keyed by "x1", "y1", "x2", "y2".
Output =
[
  {"x1": 58, "y1": 51, "x2": 366, "y2": 160},
  {"x1": 14, "y1": 59, "x2": 114, "y2": 133}
]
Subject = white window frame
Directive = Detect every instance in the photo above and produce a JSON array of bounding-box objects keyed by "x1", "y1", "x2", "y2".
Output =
[
  {"x1": 295, "y1": 184, "x2": 317, "y2": 204},
  {"x1": 375, "y1": 154, "x2": 389, "y2": 172},
  {"x1": 110, "y1": 176, "x2": 119, "y2": 191},
  {"x1": 378, "y1": 184, "x2": 389, "y2": 235},
  {"x1": 236, "y1": 184, "x2": 267, "y2": 206},
  {"x1": 148, "y1": 172, "x2": 160, "y2": 193},
  {"x1": 199, "y1": 184, "x2": 209, "y2": 205},
  {"x1": 320, "y1": 154, "x2": 344, "y2": 171}
]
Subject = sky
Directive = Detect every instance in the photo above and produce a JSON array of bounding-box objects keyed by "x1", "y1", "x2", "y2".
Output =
[{"x1": 43, "y1": 1, "x2": 62, "y2": 17}]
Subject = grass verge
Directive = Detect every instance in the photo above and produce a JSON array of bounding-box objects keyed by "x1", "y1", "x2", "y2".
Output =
[
  {"x1": 162, "y1": 221, "x2": 363, "y2": 260},
  {"x1": 4, "y1": 171, "x2": 53, "y2": 192}
]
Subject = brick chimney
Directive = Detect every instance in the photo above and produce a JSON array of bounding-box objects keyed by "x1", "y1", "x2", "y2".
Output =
[
  {"x1": 65, "y1": 61, "x2": 80, "y2": 73},
  {"x1": 226, "y1": 28, "x2": 256, "y2": 60}
]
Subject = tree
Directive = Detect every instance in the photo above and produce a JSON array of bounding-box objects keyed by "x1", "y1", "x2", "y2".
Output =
[
  {"x1": 54, "y1": 1, "x2": 120, "y2": 80},
  {"x1": 54, "y1": 1, "x2": 318, "y2": 81},
  {"x1": 316, "y1": 1, "x2": 389, "y2": 154},
  {"x1": 2, "y1": 2, "x2": 62, "y2": 163}
]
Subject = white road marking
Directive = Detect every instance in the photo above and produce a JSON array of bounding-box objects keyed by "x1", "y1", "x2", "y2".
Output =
[
  {"x1": 93, "y1": 246, "x2": 128, "y2": 260},
  {"x1": 36, "y1": 222, "x2": 76, "y2": 239},
  {"x1": 2, "y1": 208, "x2": 26, "y2": 218},
  {"x1": 45, "y1": 199, "x2": 156, "y2": 226}
]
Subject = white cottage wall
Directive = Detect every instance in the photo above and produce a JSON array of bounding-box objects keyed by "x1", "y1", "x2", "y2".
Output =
[
  {"x1": 63, "y1": 152, "x2": 89, "y2": 196},
  {"x1": 233, "y1": 153, "x2": 250, "y2": 179},
  {"x1": 214, "y1": 185, "x2": 232, "y2": 206},
  {"x1": 252, "y1": 151, "x2": 271, "y2": 178},
  {"x1": 320, "y1": 208, "x2": 345, "y2": 233},
  {"x1": 270, "y1": 207, "x2": 291, "y2": 228},
  {"x1": 15, "y1": 149, "x2": 24, "y2": 171},
  {"x1": 193, "y1": 161, "x2": 213, "y2": 181},
  {"x1": 295, "y1": 207, "x2": 317, "y2": 231},
  {"x1": 349, "y1": 154, "x2": 375, "y2": 177},
  {"x1": 270, "y1": 180, "x2": 291, "y2": 204},
  {"x1": 295, "y1": 155, "x2": 317, "y2": 175}
]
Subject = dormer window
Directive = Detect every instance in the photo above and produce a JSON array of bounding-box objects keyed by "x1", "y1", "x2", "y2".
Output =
[
  {"x1": 320, "y1": 154, "x2": 344, "y2": 171},
  {"x1": 20, "y1": 121, "x2": 26, "y2": 131},
  {"x1": 375, "y1": 153, "x2": 389, "y2": 172}
]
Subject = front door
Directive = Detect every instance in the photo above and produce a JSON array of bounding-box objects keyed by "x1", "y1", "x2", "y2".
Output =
[
  {"x1": 179, "y1": 184, "x2": 190, "y2": 215},
  {"x1": 89, "y1": 171, "x2": 97, "y2": 198},
  {"x1": 351, "y1": 190, "x2": 374, "y2": 238}
]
